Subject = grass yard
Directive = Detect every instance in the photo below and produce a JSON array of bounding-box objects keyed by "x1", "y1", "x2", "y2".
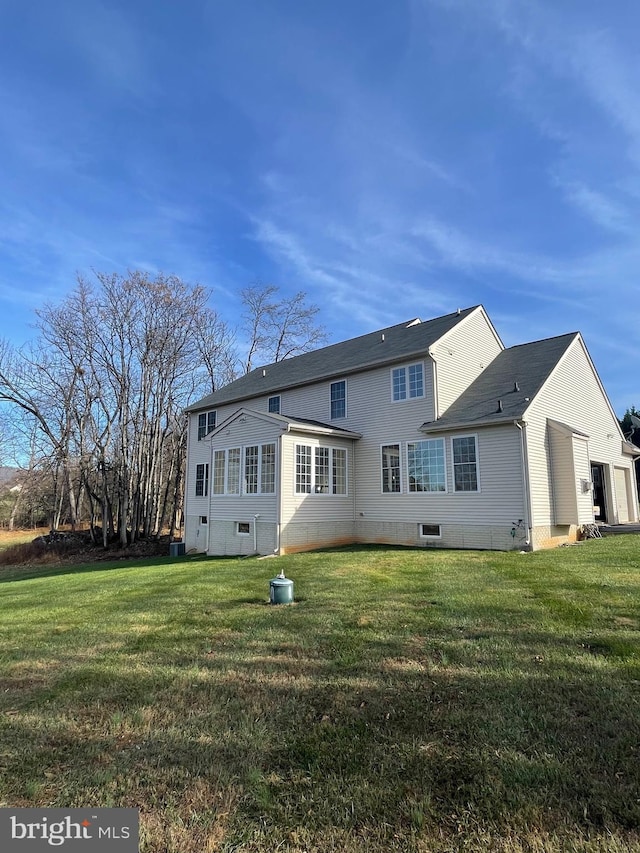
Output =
[{"x1": 0, "y1": 538, "x2": 639, "y2": 852}]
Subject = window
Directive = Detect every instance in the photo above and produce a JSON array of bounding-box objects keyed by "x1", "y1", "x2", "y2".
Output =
[
  {"x1": 195, "y1": 463, "x2": 209, "y2": 497},
  {"x1": 261, "y1": 443, "x2": 276, "y2": 494},
  {"x1": 198, "y1": 410, "x2": 216, "y2": 440},
  {"x1": 213, "y1": 444, "x2": 276, "y2": 495},
  {"x1": 332, "y1": 448, "x2": 347, "y2": 495},
  {"x1": 213, "y1": 450, "x2": 225, "y2": 494},
  {"x1": 200, "y1": 516, "x2": 208, "y2": 525},
  {"x1": 420, "y1": 523, "x2": 441, "y2": 538},
  {"x1": 315, "y1": 447, "x2": 329, "y2": 492},
  {"x1": 296, "y1": 445, "x2": 312, "y2": 494},
  {"x1": 268, "y1": 395, "x2": 281, "y2": 414},
  {"x1": 330, "y1": 380, "x2": 346, "y2": 419},
  {"x1": 392, "y1": 363, "x2": 424, "y2": 401},
  {"x1": 227, "y1": 448, "x2": 241, "y2": 494},
  {"x1": 237, "y1": 522, "x2": 250, "y2": 535},
  {"x1": 407, "y1": 439, "x2": 446, "y2": 492},
  {"x1": 381, "y1": 444, "x2": 401, "y2": 493},
  {"x1": 452, "y1": 435, "x2": 479, "y2": 492},
  {"x1": 295, "y1": 444, "x2": 348, "y2": 495},
  {"x1": 245, "y1": 446, "x2": 259, "y2": 494}
]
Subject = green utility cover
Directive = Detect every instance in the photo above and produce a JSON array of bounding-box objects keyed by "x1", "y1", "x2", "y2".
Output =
[{"x1": 270, "y1": 577, "x2": 294, "y2": 604}]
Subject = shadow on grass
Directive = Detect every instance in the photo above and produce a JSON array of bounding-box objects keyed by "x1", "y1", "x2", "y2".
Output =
[
  {"x1": 0, "y1": 553, "x2": 222, "y2": 585},
  {"x1": 1, "y1": 615, "x2": 639, "y2": 851}
]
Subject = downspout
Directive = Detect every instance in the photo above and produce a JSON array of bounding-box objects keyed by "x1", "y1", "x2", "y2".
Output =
[
  {"x1": 274, "y1": 432, "x2": 283, "y2": 555},
  {"x1": 253, "y1": 513, "x2": 260, "y2": 554},
  {"x1": 515, "y1": 420, "x2": 532, "y2": 548},
  {"x1": 207, "y1": 442, "x2": 213, "y2": 555},
  {"x1": 428, "y1": 349, "x2": 439, "y2": 420}
]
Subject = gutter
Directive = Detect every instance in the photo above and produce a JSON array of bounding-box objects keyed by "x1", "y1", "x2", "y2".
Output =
[{"x1": 421, "y1": 414, "x2": 522, "y2": 434}]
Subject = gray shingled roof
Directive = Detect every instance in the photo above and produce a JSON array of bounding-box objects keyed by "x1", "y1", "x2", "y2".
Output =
[
  {"x1": 421, "y1": 333, "x2": 579, "y2": 432},
  {"x1": 187, "y1": 306, "x2": 480, "y2": 412}
]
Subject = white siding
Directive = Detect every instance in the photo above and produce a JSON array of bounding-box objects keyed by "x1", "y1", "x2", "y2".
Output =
[
  {"x1": 354, "y1": 425, "x2": 525, "y2": 532},
  {"x1": 525, "y1": 336, "x2": 637, "y2": 530},
  {"x1": 430, "y1": 307, "x2": 503, "y2": 416}
]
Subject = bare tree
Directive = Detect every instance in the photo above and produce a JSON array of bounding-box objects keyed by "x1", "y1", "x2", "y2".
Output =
[{"x1": 241, "y1": 283, "x2": 326, "y2": 373}]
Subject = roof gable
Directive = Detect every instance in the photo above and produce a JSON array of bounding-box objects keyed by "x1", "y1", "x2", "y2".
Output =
[
  {"x1": 209, "y1": 407, "x2": 362, "y2": 440},
  {"x1": 421, "y1": 333, "x2": 579, "y2": 433},
  {"x1": 187, "y1": 307, "x2": 479, "y2": 412}
]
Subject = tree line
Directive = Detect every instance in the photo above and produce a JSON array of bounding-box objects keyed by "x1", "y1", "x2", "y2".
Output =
[{"x1": 0, "y1": 272, "x2": 325, "y2": 544}]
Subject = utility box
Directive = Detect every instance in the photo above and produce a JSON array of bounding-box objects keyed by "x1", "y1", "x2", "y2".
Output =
[
  {"x1": 169, "y1": 542, "x2": 186, "y2": 556},
  {"x1": 269, "y1": 576, "x2": 294, "y2": 604}
]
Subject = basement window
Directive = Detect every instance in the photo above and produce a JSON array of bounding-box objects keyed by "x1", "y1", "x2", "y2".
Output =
[
  {"x1": 419, "y1": 523, "x2": 441, "y2": 539},
  {"x1": 200, "y1": 516, "x2": 208, "y2": 525},
  {"x1": 237, "y1": 522, "x2": 250, "y2": 535}
]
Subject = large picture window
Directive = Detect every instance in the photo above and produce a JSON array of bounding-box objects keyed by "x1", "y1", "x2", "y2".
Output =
[
  {"x1": 295, "y1": 444, "x2": 348, "y2": 495},
  {"x1": 392, "y1": 363, "x2": 424, "y2": 401},
  {"x1": 452, "y1": 435, "x2": 479, "y2": 492},
  {"x1": 381, "y1": 444, "x2": 401, "y2": 493},
  {"x1": 407, "y1": 439, "x2": 446, "y2": 492}
]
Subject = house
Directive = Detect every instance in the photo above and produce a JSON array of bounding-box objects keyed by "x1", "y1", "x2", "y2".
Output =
[{"x1": 184, "y1": 305, "x2": 639, "y2": 555}]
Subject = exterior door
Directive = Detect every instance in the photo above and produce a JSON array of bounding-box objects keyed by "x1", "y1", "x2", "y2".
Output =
[
  {"x1": 614, "y1": 467, "x2": 630, "y2": 524},
  {"x1": 591, "y1": 463, "x2": 607, "y2": 522}
]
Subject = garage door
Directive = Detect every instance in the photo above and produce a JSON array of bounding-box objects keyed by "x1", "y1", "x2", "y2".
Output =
[{"x1": 614, "y1": 467, "x2": 630, "y2": 524}]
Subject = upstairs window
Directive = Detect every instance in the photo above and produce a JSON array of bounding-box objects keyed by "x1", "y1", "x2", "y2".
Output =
[
  {"x1": 452, "y1": 435, "x2": 479, "y2": 492},
  {"x1": 330, "y1": 380, "x2": 346, "y2": 419},
  {"x1": 268, "y1": 395, "x2": 281, "y2": 414},
  {"x1": 198, "y1": 410, "x2": 216, "y2": 440},
  {"x1": 392, "y1": 363, "x2": 424, "y2": 401}
]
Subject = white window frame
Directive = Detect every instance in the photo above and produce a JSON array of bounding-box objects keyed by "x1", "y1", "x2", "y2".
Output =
[
  {"x1": 451, "y1": 434, "x2": 480, "y2": 493},
  {"x1": 294, "y1": 444, "x2": 349, "y2": 496},
  {"x1": 330, "y1": 380, "x2": 347, "y2": 420},
  {"x1": 213, "y1": 444, "x2": 277, "y2": 496},
  {"x1": 198, "y1": 410, "x2": 216, "y2": 440},
  {"x1": 381, "y1": 443, "x2": 402, "y2": 494},
  {"x1": 236, "y1": 521, "x2": 251, "y2": 535},
  {"x1": 195, "y1": 463, "x2": 209, "y2": 497},
  {"x1": 407, "y1": 439, "x2": 447, "y2": 493},
  {"x1": 419, "y1": 523, "x2": 441, "y2": 539},
  {"x1": 268, "y1": 395, "x2": 281, "y2": 414},
  {"x1": 391, "y1": 363, "x2": 425, "y2": 402}
]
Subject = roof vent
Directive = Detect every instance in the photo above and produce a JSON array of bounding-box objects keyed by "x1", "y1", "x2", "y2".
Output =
[
  {"x1": 457, "y1": 308, "x2": 461, "y2": 315},
  {"x1": 381, "y1": 333, "x2": 385, "y2": 342},
  {"x1": 514, "y1": 381, "x2": 520, "y2": 392},
  {"x1": 262, "y1": 369, "x2": 266, "y2": 377},
  {"x1": 497, "y1": 399, "x2": 504, "y2": 413}
]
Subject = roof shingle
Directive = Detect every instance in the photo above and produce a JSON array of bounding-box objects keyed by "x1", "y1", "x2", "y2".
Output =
[{"x1": 187, "y1": 306, "x2": 480, "y2": 411}]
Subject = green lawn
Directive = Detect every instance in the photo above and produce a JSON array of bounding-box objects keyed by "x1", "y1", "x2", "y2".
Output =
[{"x1": 0, "y1": 539, "x2": 639, "y2": 852}]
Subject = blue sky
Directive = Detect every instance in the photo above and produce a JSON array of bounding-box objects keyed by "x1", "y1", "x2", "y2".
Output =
[{"x1": 0, "y1": 0, "x2": 638, "y2": 415}]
